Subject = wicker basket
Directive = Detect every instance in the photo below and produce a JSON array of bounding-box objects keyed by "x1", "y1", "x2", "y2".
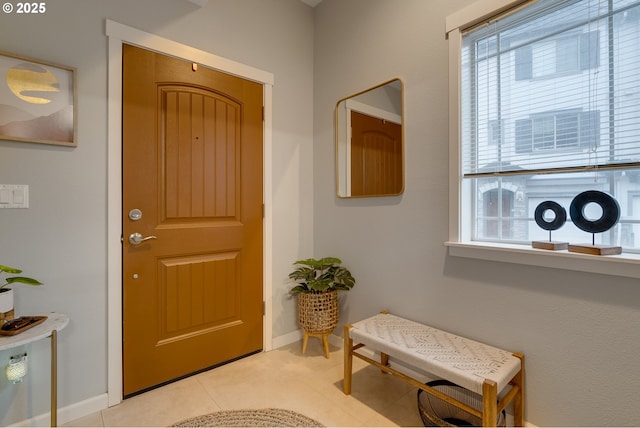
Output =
[
  {"x1": 417, "y1": 380, "x2": 506, "y2": 427},
  {"x1": 297, "y1": 289, "x2": 338, "y2": 334}
]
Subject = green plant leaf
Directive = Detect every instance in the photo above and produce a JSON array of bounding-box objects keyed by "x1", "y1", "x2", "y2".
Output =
[
  {"x1": 292, "y1": 257, "x2": 342, "y2": 269},
  {"x1": 317, "y1": 257, "x2": 342, "y2": 266},
  {"x1": 289, "y1": 285, "x2": 309, "y2": 295},
  {"x1": 292, "y1": 258, "x2": 323, "y2": 268},
  {"x1": 6, "y1": 277, "x2": 43, "y2": 286},
  {"x1": 0, "y1": 264, "x2": 22, "y2": 274},
  {"x1": 288, "y1": 267, "x2": 316, "y2": 281},
  {"x1": 308, "y1": 277, "x2": 332, "y2": 291}
]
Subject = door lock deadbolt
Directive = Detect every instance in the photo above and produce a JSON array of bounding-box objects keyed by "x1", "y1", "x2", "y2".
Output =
[{"x1": 128, "y1": 209, "x2": 143, "y2": 221}]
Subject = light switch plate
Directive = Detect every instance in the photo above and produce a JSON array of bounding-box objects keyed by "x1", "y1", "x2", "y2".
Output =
[{"x1": 0, "y1": 185, "x2": 29, "y2": 208}]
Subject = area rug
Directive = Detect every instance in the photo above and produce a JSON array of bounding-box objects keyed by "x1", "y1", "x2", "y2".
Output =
[{"x1": 171, "y1": 408, "x2": 323, "y2": 427}]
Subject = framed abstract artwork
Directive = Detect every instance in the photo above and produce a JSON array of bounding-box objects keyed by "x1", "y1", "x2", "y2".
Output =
[{"x1": 0, "y1": 51, "x2": 76, "y2": 147}]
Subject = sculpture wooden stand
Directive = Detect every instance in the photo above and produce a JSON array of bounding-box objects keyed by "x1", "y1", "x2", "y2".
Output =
[
  {"x1": 532, "y1": 241, "x2": 568, "y2": 250},
  {"x1": 532, "y1": 231, "x2": 568, "y2": 251},
  {"x1": 568, "y1": 234, "x2": 622, "y2": 255},
  {"x1": 567, "y1": 244, "x2": 622, "y2": 255}
]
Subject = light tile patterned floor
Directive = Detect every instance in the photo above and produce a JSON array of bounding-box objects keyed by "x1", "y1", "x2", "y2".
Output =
[{"x1": 63, "y1": 340, "x2": 424, "y2": 427}]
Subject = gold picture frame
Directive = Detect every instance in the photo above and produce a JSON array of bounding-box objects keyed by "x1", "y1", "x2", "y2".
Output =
[{"x1": 0, "y1": 50, "x2": 77, "y2": 147}]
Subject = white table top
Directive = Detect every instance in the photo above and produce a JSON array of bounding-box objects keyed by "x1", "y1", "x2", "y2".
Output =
[{"x1": 0, "y1": 313, "x2": 69, "y2": 351}]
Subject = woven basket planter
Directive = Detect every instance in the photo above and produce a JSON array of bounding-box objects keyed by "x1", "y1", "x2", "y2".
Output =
[{"x1": 297, "y1": 289, "x2": 338, "y2": 334}]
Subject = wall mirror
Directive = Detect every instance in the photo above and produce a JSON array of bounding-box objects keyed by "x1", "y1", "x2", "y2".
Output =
[{"x1": 335, "y1": 78, "x2": 404, "y2": 198}]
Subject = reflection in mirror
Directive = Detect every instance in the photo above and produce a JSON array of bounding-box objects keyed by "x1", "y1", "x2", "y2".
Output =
[{"x1": 335, "y1": 79, "x2": 404, "y2": 198}]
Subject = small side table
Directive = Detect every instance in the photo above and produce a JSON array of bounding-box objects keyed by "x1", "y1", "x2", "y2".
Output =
[{"x1": 0, "y1": 313, "x2": 69, "y2": 427}]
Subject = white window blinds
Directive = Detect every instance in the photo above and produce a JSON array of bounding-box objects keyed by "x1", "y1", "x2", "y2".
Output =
[{"x1": 461, "y1": 0, "x2": 640, "y2": 177}]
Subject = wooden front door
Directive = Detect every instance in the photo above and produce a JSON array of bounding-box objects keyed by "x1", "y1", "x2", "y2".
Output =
[
  {"x1": 350, "y1": 111, "x2": 402, "y2": 196},
  {"x1": 122, "y1": 44, "x2": 264, "y2": 396}
]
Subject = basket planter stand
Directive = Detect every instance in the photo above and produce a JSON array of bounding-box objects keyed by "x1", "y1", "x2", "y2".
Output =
[{"x1": 298, "y1": 289, "x2": 338, "y2": 358}]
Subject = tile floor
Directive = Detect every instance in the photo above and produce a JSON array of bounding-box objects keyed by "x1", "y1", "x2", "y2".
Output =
[{"x1": 63, "y1": 340, "x2": 425, "y2": 427}]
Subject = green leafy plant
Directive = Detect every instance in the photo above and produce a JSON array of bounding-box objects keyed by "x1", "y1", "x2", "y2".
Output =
[
  {"x1": 0, "y1": 264, "x2": 43, "y2": 290},
  {"x1": 288, "y1": 257, "x2": 355, "y2": 295}
]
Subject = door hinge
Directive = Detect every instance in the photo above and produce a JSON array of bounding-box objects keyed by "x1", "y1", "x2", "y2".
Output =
[
  {"x1": 262, "y1": 301, "x2": 266, "y2": 316},
  {"x1": 262, "y1": 203, "x2": 265, "y2": 219},
  {"x1": 262, "y1": 106, "x2": 265, "y2": 121}
]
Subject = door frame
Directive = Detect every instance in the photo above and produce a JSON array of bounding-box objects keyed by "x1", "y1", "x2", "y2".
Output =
[{"x1": 106, "y1": 20, "x2": 274, "y2": 407}]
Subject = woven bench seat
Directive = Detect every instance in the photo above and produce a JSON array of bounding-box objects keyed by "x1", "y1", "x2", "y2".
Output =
[{"x1": 343, "y1": 312, "x2": 525, "y2": 426}]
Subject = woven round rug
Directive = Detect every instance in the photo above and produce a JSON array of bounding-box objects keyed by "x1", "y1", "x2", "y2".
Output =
[{"x1": 171, "y1": 408, "x2": 323, "y2": 427}]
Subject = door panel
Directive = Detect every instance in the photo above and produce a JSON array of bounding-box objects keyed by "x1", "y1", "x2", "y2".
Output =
[
  {"x1": 158, "y1": 253, "x2": 240, "y2": 342},
  {"x1": 122, "y1": 44, "x2": 263, "y2": 396},
  {"x1": 161, "y1": 86, "x2": 239, "y2": 220}
]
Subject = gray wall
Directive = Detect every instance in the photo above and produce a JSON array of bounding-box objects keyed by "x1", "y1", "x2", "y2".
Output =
[
  {"x1": 0, "y1": 0, "x2": 314, "y2": 425},
  {"x1": 313, "y1": 0, "x2": 640, "y2": 426}
]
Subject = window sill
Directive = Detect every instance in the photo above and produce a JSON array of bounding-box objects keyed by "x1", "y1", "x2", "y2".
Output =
[{"x1": 445, "y1": 241, "x2": 640, "y2": 279}]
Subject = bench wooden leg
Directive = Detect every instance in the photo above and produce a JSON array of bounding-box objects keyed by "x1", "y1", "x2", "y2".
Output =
[
  {"x1": 343, "y1": 325, "x2": 353, "y2": 395},
  {"x1": 513, "y1": 353, "x2": 525, "y2": 427},
  {"x1": 380, "y1": 352, "x2": 389, "y2": 374},
  {"x1": 482, "y1": 379, "x2": 498, "y2": 427}
]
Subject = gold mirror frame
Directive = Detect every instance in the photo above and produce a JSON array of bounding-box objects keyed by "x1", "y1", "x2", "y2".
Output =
[{"x1": 335, "y1": 78, "x2": 404, "y2": 198}]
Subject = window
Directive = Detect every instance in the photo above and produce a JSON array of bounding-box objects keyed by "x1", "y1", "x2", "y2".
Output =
[
  {"x1": 448, "y1": 0, "x2": 640, "y2": 253},
  {"x1": 515, "y1": 110, "x2": 599, "y2": 153},
  {"x1": 489, "y1": 119, "x2": 502, "y2": 146},
  {"x1": 515, "y1": 31, "x2": 600, "y2": 80}
]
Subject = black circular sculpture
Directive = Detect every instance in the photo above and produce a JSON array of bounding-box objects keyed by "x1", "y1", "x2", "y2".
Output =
[
  {"x1": 569, "y1": 190, "x2": 620, "y2": 234},
  {"x1": 534, "y1": 201, "x2": 566, "y2": 231}
]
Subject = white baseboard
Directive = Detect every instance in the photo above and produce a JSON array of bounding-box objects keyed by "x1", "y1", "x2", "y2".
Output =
[
  {"x1": 11, "y1": 393, "x2": 108, "y2": 427},
  {"x1": 271, "y1": 328, "x2": 344, "y2": 350},
  {"x1": 59, "y1": 393, "x2": 109, "y2": 425},
  {"x1": 271, "y1": 328, "x2": 304, "y2": 349}
]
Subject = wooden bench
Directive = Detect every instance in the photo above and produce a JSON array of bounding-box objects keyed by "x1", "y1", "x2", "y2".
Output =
[{"x1": 343, "y1": 312, "x2": 525, "y2": 426}]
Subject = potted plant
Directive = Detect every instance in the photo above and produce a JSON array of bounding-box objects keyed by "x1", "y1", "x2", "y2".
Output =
[
  {"x1": 0, "y1": 264, "x2": 43, "y2": 316},
  {"x1": 289, "y1": 257, "x2": 355, "y2": 357}
]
